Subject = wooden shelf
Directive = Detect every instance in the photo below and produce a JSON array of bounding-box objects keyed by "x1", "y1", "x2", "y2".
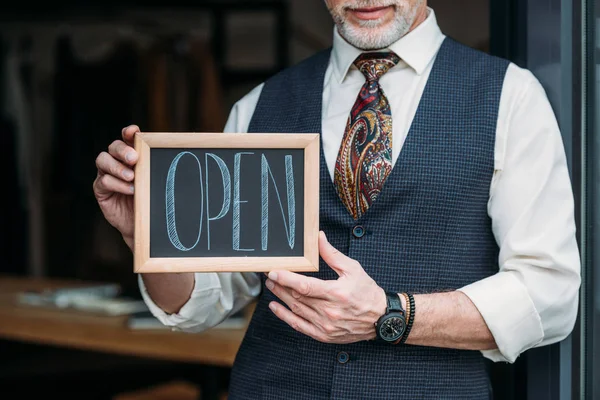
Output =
[{"x1": 0, "y1": 274, "x2": 247, "y2": 367}]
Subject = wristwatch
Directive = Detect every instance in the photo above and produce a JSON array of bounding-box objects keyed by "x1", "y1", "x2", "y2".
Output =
[{"x1": 375, "y1": 291, "x2": 407, "y2": 344}]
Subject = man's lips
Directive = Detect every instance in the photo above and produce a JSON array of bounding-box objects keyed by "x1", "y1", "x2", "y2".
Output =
[{"x1": 349, "y1": 5, "x2": 393, "y2": 20}]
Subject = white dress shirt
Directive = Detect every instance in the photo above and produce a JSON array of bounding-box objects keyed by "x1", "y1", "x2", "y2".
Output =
[{"x1": 139, "y1": 8, "x2": 581, "y2": 364}]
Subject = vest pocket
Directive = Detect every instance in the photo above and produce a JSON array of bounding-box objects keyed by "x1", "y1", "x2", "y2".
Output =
[{"x1": 246, "y1": 325, "x2": 301, "y2": 350}]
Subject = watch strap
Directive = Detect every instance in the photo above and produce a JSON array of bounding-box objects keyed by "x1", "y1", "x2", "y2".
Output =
[
  {"x1": 386, "y1": 292, "x2": 403, "y2": 313},
  {"x1": 375, "y1": 292, "x2": 404, "y2": 342}
]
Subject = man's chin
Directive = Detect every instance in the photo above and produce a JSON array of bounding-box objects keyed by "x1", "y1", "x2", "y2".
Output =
[
  {"x1": 353, "y1": 19, "x2": 390, "y2": 30},
  {"x1": 338, "y1": 22, "x2": 402, "y2": 50}
]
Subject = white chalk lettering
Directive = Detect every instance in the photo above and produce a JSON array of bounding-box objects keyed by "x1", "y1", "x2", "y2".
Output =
[
  {"x1": 165, "y1": 151, "x2": 204, "y2": 251},
  {"x1": 233, "y1": 152, "x2": 254, "y2": 251},
  {"x1": 261, "y1": 154, "x2": 296, "y2": 250},
  {"x1": 205, "y1": 153, "x2": 231, "y2": 250}
]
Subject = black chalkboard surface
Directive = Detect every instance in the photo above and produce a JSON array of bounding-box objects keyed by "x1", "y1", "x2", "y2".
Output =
[
  {"x1": 150, "y1": 148, "x2": 304, "y2": 258},
  {"x1": 133, "y1": 132, "x2": 320, "y2": 273}
]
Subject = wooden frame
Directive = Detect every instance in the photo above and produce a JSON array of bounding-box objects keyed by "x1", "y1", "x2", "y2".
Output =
[{"x1": 133, "y1": 132, "x2": 320, "y2": 273}]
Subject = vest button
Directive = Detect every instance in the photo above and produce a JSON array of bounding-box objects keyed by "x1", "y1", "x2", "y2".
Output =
[
  {"x1": 337, "y1": 351, "x2": 350, "y2": 364},
  {"x1": 352, "y1": 225, "x2": 365, "y2": 238}
]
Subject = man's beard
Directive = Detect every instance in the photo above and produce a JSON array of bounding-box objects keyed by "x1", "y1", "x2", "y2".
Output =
[{"x1": 326, "y1": 0, "x2": 424, "y2": 50}]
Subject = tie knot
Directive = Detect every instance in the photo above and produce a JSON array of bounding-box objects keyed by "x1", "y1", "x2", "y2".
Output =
[{"x1": 354, "y1": 51, "x2": 400, "y2": 82}]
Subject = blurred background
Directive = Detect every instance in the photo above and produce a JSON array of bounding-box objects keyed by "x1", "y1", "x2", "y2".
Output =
[{"x1": 0, "y1": 0, "x2": 598, "y2": 399}]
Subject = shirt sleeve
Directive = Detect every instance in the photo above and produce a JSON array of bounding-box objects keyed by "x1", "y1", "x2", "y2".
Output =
[
  {"x1": 139, "y1": 83, "x2": 266, "y2": 333},
  {"x1": 139, "y1": 272, "x2": 261, "y2": 332},
  {"x1": 458, "y1": 64, "x2": 581, "y2": 363}
]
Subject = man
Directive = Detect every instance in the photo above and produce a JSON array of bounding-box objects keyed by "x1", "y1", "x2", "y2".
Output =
[{"x1": 93, "y1": 1, "x2": 581, "y2": 399}]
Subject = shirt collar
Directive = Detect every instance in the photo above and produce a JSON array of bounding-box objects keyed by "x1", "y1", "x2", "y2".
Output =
[{"x1": 331, "y1": 7, "x2": 445, "y2": 82}]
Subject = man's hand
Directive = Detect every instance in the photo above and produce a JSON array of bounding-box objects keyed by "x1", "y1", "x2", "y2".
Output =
[
  {"x1": 93, "y1": 124, "x2": 194, "y2": 314},
  {"x1": 266, "y1": 231, "x2": 498, "y2": 351},
  {"x1": 93, "y1": 124, "x2": 140, "y2": 249},
  {"x1": 266, "y1": 231, "x2": 387, "y2": 344}
]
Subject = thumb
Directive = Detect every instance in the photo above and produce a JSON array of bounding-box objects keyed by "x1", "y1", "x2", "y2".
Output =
[
  {"x1": 319, "y1": 231, "x2": 356, "y2": 277},
  {"x1": 122, "y1": 124, "x2": 140, "y2": 146}
]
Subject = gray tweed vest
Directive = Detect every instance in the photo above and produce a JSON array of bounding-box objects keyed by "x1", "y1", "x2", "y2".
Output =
[{"x1": 228, "y1": 37, "x2": 510, "y2": 400}]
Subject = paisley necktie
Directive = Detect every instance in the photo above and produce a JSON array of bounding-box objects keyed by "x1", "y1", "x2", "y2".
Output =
[{"x1": 334, "y1": 51, "x2": 400, "y2": 220}]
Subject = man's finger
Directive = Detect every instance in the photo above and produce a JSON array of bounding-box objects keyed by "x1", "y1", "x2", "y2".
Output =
[
  {"x1": 96, "y1": 152, "x2": 135, "y2": 182},
  {"x1": 266, "y1": 280, "x2": 321, "y2": 322},
  {"x1": 94, "y1": 172, "x2": 135, "y2": 197},
  {"x1": 269, "y1": 301, "x2": 325, "y2": 342},
  {"x1": 267, "y1": 270, "x2": 331, "y2": 300},
  {"x1": 319, "y1": 231, "x2": 356, "y2": 276},
  {"x1": 122, "y1": 124, "x2": 140, "y2": 146},
  {"x1": 108, "y1": 140, "x2": 138, "y2": 166}
]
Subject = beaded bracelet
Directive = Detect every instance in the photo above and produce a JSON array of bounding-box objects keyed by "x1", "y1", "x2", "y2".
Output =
[{"x1": 400, "y1": 292, "x2": 415, "y2": 344}]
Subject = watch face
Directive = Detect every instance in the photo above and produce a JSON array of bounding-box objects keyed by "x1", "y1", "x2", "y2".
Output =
[{"x1": 379, "y1": 315, "x2": 406, "y2": 342}]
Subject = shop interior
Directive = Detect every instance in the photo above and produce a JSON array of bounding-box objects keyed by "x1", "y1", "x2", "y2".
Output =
[{"x1": 0, "y1": 1, "x2": 536, "y2": 399}]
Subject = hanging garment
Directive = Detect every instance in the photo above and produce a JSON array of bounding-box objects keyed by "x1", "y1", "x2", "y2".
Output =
[
  {"x1": 143, "y1": 35, "x2": 227, "y2": 133},
  {"x1": 50, "y1": 35, "x2": 143, "y2": 279}
]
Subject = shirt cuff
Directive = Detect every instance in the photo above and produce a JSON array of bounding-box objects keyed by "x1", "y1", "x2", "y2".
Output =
[
  {"x1": 138, "y1": 273, "x2": 223, "y2": 331},
  {"x1": 458, "y1": 272, "x2": 544, "y2": 363}
]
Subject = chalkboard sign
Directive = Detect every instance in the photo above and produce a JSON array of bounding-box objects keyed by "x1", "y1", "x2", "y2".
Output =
[{"x1": 133, "y1": 132, "x2": 320, "y2": 273}]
